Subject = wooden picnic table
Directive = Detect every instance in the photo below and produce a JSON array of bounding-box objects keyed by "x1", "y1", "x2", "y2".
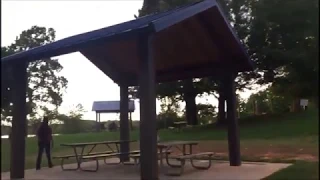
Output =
[
  {"x1": 172, "y1": 121, "x2": 188, "y2": 131},
  {"x1": 59, "y1": 140, "x2": 136, "y2": 171},
  {"x1": 157, "y1": 141, "x2": 198, "y2": 167},
  {"x1": 173, "y1": 121, "x2": 187, "y2": 125}
]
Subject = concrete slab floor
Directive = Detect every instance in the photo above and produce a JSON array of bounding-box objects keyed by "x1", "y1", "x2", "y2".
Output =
[{"x1": 1, "y1": 158, "x2": 291, "y2": 180}]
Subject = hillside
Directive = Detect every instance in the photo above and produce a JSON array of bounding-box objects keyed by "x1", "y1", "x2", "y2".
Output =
[{"x1": 1, "y1": 109, "x2": 318, "y2": 172}]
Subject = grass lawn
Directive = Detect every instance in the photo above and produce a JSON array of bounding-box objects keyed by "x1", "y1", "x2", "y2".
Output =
[
  {"x1": 1, "y1": 109, "x2": 318, "y2": 179},
  {"x1": 263, "y1": 161, "x2": 319, "y2": 180}
]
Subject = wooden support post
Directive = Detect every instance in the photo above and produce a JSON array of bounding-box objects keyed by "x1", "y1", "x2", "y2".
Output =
[
  {"x1": 98, "y1": 113, "x2": 101, "y2": 131},
  {"x1": 225, "y1": 73, "x2": 241, "y2": 166},
  {"x1": 120, "y1": 83, "x2": 130, "y2": 162},
  {"x1": 10, "y1": 62, "x2": 28, "y2": 179},
  {"x1": 138, "y1": 34, "x2": 158, "y2": 180},
  {"x1": 96, "y1": 112, "x2": 99, "y2": 132}
]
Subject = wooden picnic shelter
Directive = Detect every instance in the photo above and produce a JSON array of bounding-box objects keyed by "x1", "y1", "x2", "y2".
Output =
[
  {"x1": 92, "y1": 100, "x2": 135, "y2": 131},
  {"x1": 1, "y1": 0, "x2": 253, "y2": 179}
]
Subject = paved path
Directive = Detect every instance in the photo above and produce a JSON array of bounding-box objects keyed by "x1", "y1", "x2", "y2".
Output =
[{"x1": 2, "y1": 159, "x2": 291, "y2": 180}]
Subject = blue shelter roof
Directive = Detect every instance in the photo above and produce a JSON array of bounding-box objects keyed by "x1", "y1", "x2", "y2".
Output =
[{"x1": 1, "y1": 0, "x2": 253, "y2": 85}]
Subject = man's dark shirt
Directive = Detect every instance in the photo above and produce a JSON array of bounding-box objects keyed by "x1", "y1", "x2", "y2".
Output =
[{"x1": 37, "y1": 124, "x2": 52, "y2": 143}]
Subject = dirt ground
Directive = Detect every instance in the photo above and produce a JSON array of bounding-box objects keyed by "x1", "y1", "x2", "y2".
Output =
[
  {"x1": 189, "y1": 140, "x2": 319, "y2": 162},
  {"x1": 129, "y1": 139, "x2": 318, "y2": 162}
]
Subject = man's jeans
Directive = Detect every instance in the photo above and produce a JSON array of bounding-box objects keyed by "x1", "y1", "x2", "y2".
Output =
[{"x1": 36, "y1": 142, "x2": 53, "y2": 169}]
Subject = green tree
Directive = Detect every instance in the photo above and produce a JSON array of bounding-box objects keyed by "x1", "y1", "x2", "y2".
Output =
[
  {"x1": 139, "y1": 0, "x2": 160, "y2": 16},
  {"x1": 242, "y1": 88, "x2": 291, "y2": 116},
  {"x1": 197, "y1": 103, "x2": 216, "y2": 125},
  {"x1": 159, "y1": 96, "x2": 181, "y2": 114},
  {"x1": 1, "y1": 47, "x2": 16, "y2": 122},
  {"x1": 245, "y1": 91, "x2": 270, "y2": 115},
  {"x1": 57, "y1": 103, "x2": 86, "y2": 134},
  {"x1": 1, "y1": 26, "x2": 68, "y2": 124},
  {"x1": 248, "y1": 0, "x2": 318, "y2": 110},
  {"x1": 68, "y1": 104, "x2": 86, "y2": 119},
  {"x1": 155, "y1": 79, "x2": 218, "y2": 125},
  {"x1": 157, "y1": 97, "x2": 182, "y2": 129}
]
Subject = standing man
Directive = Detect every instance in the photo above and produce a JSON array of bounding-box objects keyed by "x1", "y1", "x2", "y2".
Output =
[{"x1": 36, "y1": 116, "x2": 53, "y2": 170}]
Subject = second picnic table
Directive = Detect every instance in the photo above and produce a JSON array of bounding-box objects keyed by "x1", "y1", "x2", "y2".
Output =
[{"x1": 170, "y1": 121, "x2": 188, "y2": 132}]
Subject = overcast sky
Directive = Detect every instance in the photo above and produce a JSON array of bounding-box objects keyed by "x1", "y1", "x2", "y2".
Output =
[{"x1": 2, "y1": 0, "x2": 262, "y2": 121}]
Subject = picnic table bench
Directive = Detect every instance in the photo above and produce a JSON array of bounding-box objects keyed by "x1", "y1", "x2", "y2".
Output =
[
  {"x1": 81, "y1": 150, "x2": 140, "y2": 171},
  {"x1": 129, "y1": 150, "x2": 172, "y2": 165},
  {"x1": 53, "y1": 140, "x2": 138, "y2": 172},
  {"x1": 166, "y1": 152, "x2": 214, "y2": 176}
]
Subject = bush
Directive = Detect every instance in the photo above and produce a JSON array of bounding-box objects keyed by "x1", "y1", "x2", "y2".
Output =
[
  {"x1": 157, "y1": 111, "x2": 183, "y2": 129},
  {"x1": 108, "y1": 121, "x2": 118, "y2": 132},
  {"x1": 62, "y1": 118, "x2": 86, "y2": 134},
  {"x1": 199, "y1": 116, "x2": 213, "y2": 125}
]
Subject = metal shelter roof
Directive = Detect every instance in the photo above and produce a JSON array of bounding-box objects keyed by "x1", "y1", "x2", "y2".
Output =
[
  {"x1": 1, "y1": 0, "x2": 254, "y2": 85},
  {"x1": 92, "y1": 100, "x2": 135, "y2": 113}
]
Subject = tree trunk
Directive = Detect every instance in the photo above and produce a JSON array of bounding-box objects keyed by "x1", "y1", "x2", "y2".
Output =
[
  {"x1": 314, "y1": 97, "x2": 319, "y2": 108},
  {"x1": 269, "y1": 98, "x2": 274, "y2": 113},
  {"x1": 217, "y1": 80, "x2": 226, "y2": 126},
  {"x1": 255, "y1": 100, "x2": 260, "y2": 115},
  {"x1": 185, "y1": 95, "x2": 197, "y2": 125},
  {"x1": 183, "y1": 79, "x2": 198, "y2": 125},
  {"x1": 217, "y1": 93, "x2": 226, "y2": 125},
  {"x1": 291, "y1": 98, "x2": 301, "y2": 112},
  {"x1": 252, "y1": 100, "x2": 256, "y2": 115}
]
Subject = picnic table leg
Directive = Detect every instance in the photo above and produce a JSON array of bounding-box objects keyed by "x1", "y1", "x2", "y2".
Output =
[
  {"x1": 87, "y1": 145, "x2": 97, "y2": 154},
  {"x1": 104, "y1": 143, "x2": 121, "y2": 165},
  {"x1": 115, "y1": 143, "x2": 123, "y2": 163},
  {"x1": 59, "y1": 147, "x2": 81, "y2": 171},
  {"x1": 74, "y1": 146, "x2": 85, "y2": 170},
  {"x1": 165, "y1": 146, "x2": 183, "y2": 168},
  {"x1": 190, "y1": 154, "x2": 213, "y2": 170},
  {"x1": 165, "y1": 155, "x2": 184, "y2": 168},
  {"x1": 159, "y1": 147, "x2": 164, "y2": 168},
  {"x1": 115, "y1": 143, "x2": 120, "y2": 153},
  {"x1": 72, "y1": 147, "x2": 80, "y2": 169},
  {"x1": 182, "y1": 145, "x2": 186, "y2": 155},
  {"x1": 165, "y1": 159, "x2": 185, "y2": 176},
  {"x1": 106, "y1": 144, "x2": 115, "y2": 153},
  {"x1": 189, "y1": 144, "x2": 193, "y2": 155},
  {"x1": 79, "y1": 145, "x2": 101, "y2": 172}
]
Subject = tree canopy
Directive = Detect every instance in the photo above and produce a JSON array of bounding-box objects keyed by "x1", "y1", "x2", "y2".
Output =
[
  {"x1": 248, "y1": 0, "x2": 318, "y2": 108},
  {"x1": 1, "y1": 26, "x2": 68, "y2": 124}
]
